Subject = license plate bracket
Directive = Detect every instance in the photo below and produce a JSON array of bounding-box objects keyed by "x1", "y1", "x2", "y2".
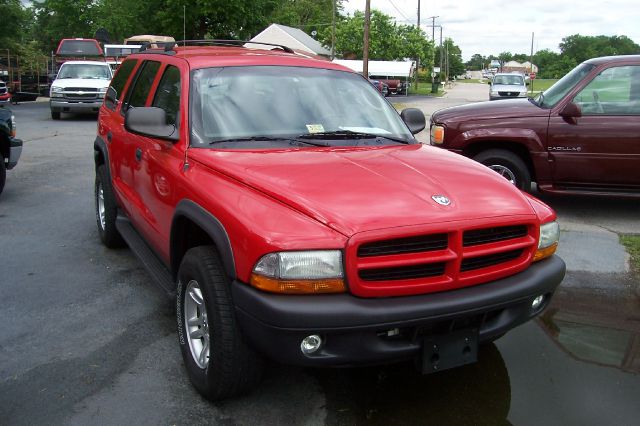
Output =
[{"x1": 422, "y1": 329, "x2": 478, "y2": 374}]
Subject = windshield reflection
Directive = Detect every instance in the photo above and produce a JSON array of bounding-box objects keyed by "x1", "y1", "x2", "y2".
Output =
[
  {"x1": 190, "y1": 66, "x2": 414, "y2": 147},
  {"x1": 535, "y1": 63, "x2": 596, "y2": 108}
]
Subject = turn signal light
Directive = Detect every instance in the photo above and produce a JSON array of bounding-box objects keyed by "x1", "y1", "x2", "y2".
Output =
[
  {"x1": 430, "y1": 125, "x2": 444, "y2": 144},
  {"x1": 249, "y1": 274, "x2": 346, "y2": 294},
  {"x1": 533, "y1": 242, "x2": 558, "y2": 262}
]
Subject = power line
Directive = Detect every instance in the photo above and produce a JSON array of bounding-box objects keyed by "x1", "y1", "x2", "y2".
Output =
[{"x1": 388, "y1": 0, "x2": 412, "y2": 23}]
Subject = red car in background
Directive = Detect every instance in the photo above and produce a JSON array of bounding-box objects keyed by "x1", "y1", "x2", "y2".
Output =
[{"x1": 55, "y1": 38, "x2": 104, "y2": 65}]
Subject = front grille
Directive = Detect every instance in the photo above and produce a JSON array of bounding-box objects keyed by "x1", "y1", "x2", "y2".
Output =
[
  {"x1": 358, "y1": 234, "x2": 448, "y2": 257},
  {"x1": 464, "y1": 225, "x2": 528, "y2": 246},
  {"x1": 64, "y1": 87, "x2": 98, "y2": 92},
  {"x1": 360, "y1": 262, "x2": 446, "y2": 281},
  {"x1": 64, "y1": 93, "x2": 98, "y2": 100},
  {"x1": 350, "y1": 221, "x2": 535, "y2": 296},
  {"x1": 460, "y1": 249, "x2": 523, "y2": 272},
  {"x1": 498, "y1": 91, "x2": 519, "y2": 97}
]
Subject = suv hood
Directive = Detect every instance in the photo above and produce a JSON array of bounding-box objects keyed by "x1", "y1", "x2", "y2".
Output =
[
  {"x1": 191, "y1": 145, "x2": 537, "y2": 236},
  {"x1": 51, "y1": 78, "x2": 110, "y2": 89},
  {"x1": 433, "y1": 98, "x2": 549, "y2": 123}
]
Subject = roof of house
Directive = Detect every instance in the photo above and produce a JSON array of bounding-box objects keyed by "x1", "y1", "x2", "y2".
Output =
[{"x1": 249, "y1": 23, "x2": 331, "y2": 57}]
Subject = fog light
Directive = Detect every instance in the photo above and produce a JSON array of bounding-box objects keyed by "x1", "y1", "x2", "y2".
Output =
[
  {"x1": 532, "y1": 295, "x2": 545, "y2": 310},
  {"x1": 301, "y1": 335, "x2": 322, "y2": 354}
]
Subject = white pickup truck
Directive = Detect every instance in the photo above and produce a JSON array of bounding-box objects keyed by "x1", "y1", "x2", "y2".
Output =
[{"x1": 49, "y1": 61, "x2": 113, "y2": 120}]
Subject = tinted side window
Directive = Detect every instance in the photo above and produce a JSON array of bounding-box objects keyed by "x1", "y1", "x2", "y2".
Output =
[
  {"x1": 573, "y1": 65, "x2": 640, "y2": 115},
  {"x1": 122, "y1": 60, "x2": 161, "y2": 113},
  {"x1": 152, "y1": 65, "x2": 181, "y2": 129},
  {"x1": 108, "y1": 59, "x2": 137, "y2": 108}
]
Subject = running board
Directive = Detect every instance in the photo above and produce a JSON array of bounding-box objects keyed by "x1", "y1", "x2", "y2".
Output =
[{"x1": 116, "y1": 216, "x2": 176, "y2": 296}]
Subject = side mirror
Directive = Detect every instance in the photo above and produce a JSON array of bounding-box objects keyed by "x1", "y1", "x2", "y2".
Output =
[
  {"x1": 104, "y1": 86, "x2": 117, "y2": 110},
  {"x1": 487, "y1": 80, "x2": 492, "y2": 84},
  {"x1": 401, "y1": 108, "x2": 426, "y2": 134},
  {"x1": 125, "y1": 107, "x2": 178, "y2": 141},
  {"x1": 559, "y1": 102, "x2": 582, "y2": 118}
]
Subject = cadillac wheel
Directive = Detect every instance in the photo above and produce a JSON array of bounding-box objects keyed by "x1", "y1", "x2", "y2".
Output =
[{"x1": 176, "y1": 246, "x2": 263, "y2": 401}]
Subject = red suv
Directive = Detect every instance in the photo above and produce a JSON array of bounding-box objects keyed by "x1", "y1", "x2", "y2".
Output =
[
  {"x1": 430, "y1": 55, "x2": 640, "y2": 196},
  {"x1": 94, "y1": 41, "x2": 565, "y2": 400}
]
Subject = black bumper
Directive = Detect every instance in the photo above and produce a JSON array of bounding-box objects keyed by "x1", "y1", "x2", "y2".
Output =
[{"x1": 232, "y1": 255, "x2": 565, "y2": 367}]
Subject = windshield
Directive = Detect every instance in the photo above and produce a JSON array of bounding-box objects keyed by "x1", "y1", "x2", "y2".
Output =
[
  {"x1": 535, "y1": 63, "x2": 596, "y2": 108},
  {"x1": 190, "y1": 66, "x2": 414, "y2": 147},
  {"x1": 492, "y1": 75, "x2": 524, "y2": 86},
  {"x1": 58, "y1": 64, "x2": 112, "y2": 80},
  {"x1": 57, "y1": 40, "x2": 101, "y2": 56}
]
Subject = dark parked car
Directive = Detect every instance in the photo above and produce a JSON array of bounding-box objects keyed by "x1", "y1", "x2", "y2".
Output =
[
  {"x1": 0, "y1": 106, "x2": 22, "y2": 195},
  {"x1": 430, "y1": 55, "x2": 640, "y2": 196}
]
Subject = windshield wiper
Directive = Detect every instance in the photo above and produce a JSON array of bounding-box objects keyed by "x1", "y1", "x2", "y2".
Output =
[
  {"x1": 209, "y1": 135, "x2": 329, "y2": 147},
  {"x1": 298, "y1": 130, "x2": 411, "y2": 144}
]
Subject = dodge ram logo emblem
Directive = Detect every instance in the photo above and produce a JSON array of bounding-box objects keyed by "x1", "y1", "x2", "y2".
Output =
[{"x1": 432, "y1": 195, "x2": 451, "y2": 206}]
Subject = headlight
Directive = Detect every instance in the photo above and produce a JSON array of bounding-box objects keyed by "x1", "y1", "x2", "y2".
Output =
[
  {"x1": 430, "y1": 124, "x2": 445, "y2": 145},
  {"x1": 50, "y1": 86, "x2": 63, "y2": 93},
  {"x1": 490, "y1": 90, "x2": 499, "y2": 96},
  {"x1": 534, "y1": 221, "x2": 560, "y2": 261},
  {"x1": 99, "y1": 87, "x2": 108, "y2": 93},
  {"x1": 250, "y1": 250, "x2": 346, "y2": 294}
]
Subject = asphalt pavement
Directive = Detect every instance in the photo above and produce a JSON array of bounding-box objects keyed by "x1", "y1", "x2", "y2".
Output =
[{"x1": 1, "y1": 99, "x2": 638, "y2": 425}]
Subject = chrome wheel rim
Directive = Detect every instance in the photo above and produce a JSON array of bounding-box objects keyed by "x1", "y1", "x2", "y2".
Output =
[
  {"x1": 488, "y1": 164, "x2": 517, "y2": 185},
  {"x1": 184, "y1": 280, "x2": 210, "y2": 369},
  {"x1": 97, "y1": 183, "x2": 106, "y2": 230}
]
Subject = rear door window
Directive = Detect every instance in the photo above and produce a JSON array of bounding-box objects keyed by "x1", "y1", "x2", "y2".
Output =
[
  {"x1": 152, "y1": 65, "x2": 181, "y2": 129},
  {"x1": 573, "y1": 65, "x2": 640, "y2": 115},
  {"x1": 106, "y1": 59, "x2": 137, "y2": 110},
  {"x1": 122, "y1": 60, "x2": 161, "y2": 113}
]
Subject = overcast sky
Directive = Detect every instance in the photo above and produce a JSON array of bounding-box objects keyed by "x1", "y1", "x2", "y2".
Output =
[{"x1": 343, "y1": 0, "x2": 640, "y2": 61}]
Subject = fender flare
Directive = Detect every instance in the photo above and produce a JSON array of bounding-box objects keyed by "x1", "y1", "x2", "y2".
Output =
[
  {"x1": 93, "y1": 136, "x2": 112, "y2": 181},
  {"x1": 170, "y1": 199, "x2": 236, "y2": 281}
]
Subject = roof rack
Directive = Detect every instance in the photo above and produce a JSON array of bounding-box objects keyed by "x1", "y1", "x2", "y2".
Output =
[{"x1": 139, "y1": 39, "x2": 295, "y2": 54}]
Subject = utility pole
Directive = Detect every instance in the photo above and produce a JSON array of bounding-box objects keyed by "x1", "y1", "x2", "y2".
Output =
[
  {"x1": 331, "y1": 0, "x2": 336, "y2": 60},
  {"x1": 530, "y1": 32, "x2": 535, "y2": 95},
  {"x1": 415, "y1": 0, "x2": 420, "y2": 90},
  {"x1": 439, "y1": 27, "x2": 443, "y2": 80},
  {"x1": 363, "y1": 0, "x2": 371, "y2": 79},
  {"x1": 427, "y1": 16, "x2": 438, "y2": 89}
]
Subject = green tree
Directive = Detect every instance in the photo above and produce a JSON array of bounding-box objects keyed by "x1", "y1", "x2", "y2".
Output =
[
  {"x1": 560, "y1": 34, "x2": 640, "y2": 64},
  {"x1": 466, "y1": 53, "x2": 486, "y2": 71},
  {"x1": 270, "y1": 0, "x2": 343, "y2": 37},
  {"x1": 31, "y1": 0, "x2": 98, "y2": 53},
  {"x1": 435, "y1": 38, "x2": 464, "y2": 79},
  {"x1": 497, "y1": 51, "x2": 512, "y2": 70},
  {"x1": 326, "y1": 9, "x2": 433, "y2": 65},
  {"x1": 0, "y1": 0, "x2": 28, "y2": 51}
]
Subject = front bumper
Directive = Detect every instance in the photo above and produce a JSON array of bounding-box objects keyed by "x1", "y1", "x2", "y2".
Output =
[
  {"x1": 233, "y1": 255, "x2": 565, "y2": 367},
  {"x1": 6, "y1": 137, "x2": 22, "y2": 169},
  {"x1": 50, "y1": 99, "x2": 103, "y2": 113}
]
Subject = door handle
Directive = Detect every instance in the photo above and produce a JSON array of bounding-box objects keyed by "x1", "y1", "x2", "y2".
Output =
[{"x1": 135, "y1": 147, "x2": 142, "y2": 162}]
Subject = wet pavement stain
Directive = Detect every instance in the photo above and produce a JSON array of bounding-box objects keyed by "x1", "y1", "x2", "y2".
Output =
[{"x1": 311, "y1": 343, "x2": 511, "y2": 426}]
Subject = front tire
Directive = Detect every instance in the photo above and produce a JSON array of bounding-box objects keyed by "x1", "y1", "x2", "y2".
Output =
[
  {"x1": 473, "y1": 149, "x2": 531, "y2": 191},
  {"x1": 177, "y1": 246, "x2": 263, "y2": 401},
  {"x1": 95, "y1": 164, "x2": 125, "y2": 248},
  {"x1": 51, "y1": 111, "x2": 60, "y2": 120}
]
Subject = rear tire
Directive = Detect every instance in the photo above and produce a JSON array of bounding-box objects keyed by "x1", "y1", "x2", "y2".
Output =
[
  {"x1": 51, "y1": 111, "x2": 60, "y2": 120},
  {"x1": 177, "y1": 246, "x2": 263, "y2": 401},
  {"x1": 95, "y1": 164, "x2": 125, "y2": 248},
  {"x1": 473, "y1": 149, "x2": 531, "y2": 191}
]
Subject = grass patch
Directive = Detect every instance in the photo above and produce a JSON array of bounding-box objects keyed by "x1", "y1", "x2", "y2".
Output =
[
  {"x1": 407, "y1": 85, "x2": 445, "y2": 96},
  {"x1": 528, "y1": 79, "x2": 558, "y2": 93},
  {"x1": 620, "y1": 235, "x2": 640, "y2": 271}
]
